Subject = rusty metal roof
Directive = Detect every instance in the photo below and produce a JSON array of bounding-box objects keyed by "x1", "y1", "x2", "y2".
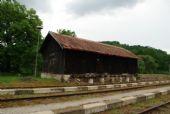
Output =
[{"x1": 50, "y1": 31, "x2": 138, "y2": 59}]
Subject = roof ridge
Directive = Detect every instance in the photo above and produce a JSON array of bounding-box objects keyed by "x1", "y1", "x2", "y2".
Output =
[
  {"x1": 52, "y1": 31, "x2": 102, "y2": 44},
  {"x1": 50, "y1": 31, "x2": 138, "y2": 59}
]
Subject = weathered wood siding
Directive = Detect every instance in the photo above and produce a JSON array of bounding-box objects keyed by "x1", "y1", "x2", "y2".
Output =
[
  {"x1": 64, "y1": 50, "x2": 137, "y2": 74},
  {"x1": 41, "y1": 35, "x2": 65, "y2": 74},
  {"x1": 40, "y1": 34, "x2": 137, "y2": 75},
  {"x1": 64, "y1": 50, "x2": 96, "y2": 74}
]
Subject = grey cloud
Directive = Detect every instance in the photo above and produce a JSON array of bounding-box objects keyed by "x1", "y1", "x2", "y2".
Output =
[
  {"x1": 67, "y1": 0, "x2": 142, "y2": 16},
  {"x1": 16, "y1": 0, "x2": 52, "y2": 13}
]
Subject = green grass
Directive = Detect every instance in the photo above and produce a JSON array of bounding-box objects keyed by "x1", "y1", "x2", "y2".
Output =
[
  {"x1": 0, "y1": 73, "x2": 79, "y2": 88},
  {"x1": 0, "y1": 73, "x2": 57, "y2": 83},
  {"x1": 0, "y1": 74, "x2": 21, "y2": 84}
]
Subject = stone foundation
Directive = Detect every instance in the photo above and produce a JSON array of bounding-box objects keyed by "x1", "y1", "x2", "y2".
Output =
[
  {"x1": 41, "y1": 73, "x2": 70, "y2": 82},
  {"x1": 41, "y1": 73, "x2": 137, "y2": 84},
  {"x1": 88, "y1": 78, "x2": 94, "y2": 84},
  {"x1": 99, "y1": 77, "x2": 105, "y2": 84},
  {"x1": 111, "y1": 77, "x2": 115, "y2": 83}
]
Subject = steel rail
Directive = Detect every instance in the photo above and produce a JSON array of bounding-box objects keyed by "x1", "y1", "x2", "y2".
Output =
[
  {"x1": 137, "y1": 101, "x2": 170, "y2": 114},
  {"x1": 0, "y1": 82, "x2": 138, "y2": 89},
  {"x1": 0, "y1": 83, "x2": 168, "y2": 102},
  {"x1": 0, "y1": 80, "x2": 168, "y2": 89}
]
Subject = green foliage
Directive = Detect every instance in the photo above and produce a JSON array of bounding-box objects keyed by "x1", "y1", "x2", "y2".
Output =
[
  {"x1": 139, "y1": 55, "x2": 158, "y2": 73},
  {"x1": 102, "y1": 41, "x2": 170, "y2": 74},
  {"x1": 0, "y1": 73, "x2": 20, "y2": 84},
  {"x1": 0, "y1": 73, "x2": 49, "y2": 84},
  {"x1": 57, "y1": 29, "x2": 77, "y2": 37},
  {"x1": 138, "y1": 59, "x2": 145, "y2": 73},
  {"x1": 0, "y1": 0, "x2": 42, "y2": 74}
]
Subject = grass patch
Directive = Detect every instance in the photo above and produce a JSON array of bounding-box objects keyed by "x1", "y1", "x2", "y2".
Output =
[
  {"x1": 0, "y1": 74, "x2": 20, "y2": 84},
  {"x1": 0, "y1": 73, "x2": 79, "y2": 88}
]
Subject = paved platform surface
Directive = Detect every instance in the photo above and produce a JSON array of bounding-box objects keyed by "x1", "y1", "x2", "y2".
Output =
[{"x1": 1, "y1": 86, "x2": 170, "y2": 114}]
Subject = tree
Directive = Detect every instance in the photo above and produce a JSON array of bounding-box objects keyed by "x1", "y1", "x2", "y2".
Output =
[
  {"x1": 138, "y1": 59, "x2": 145, "y2": 73},
  {"x1": 57, "y1": 29, "x2": 77, "y2": 37},
  {"x1": 139, "y1": 55, "x2": 158, "y2": 73},
  {"x1": 0, "y1": 0, "x2": 42, "y2": 74}
]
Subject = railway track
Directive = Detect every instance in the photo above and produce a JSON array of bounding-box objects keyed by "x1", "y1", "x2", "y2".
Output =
[
  {"x1": 0, "y1": 80, "x2": 163, "y2": 89},
  {"x1": 137, "y1": 101, "x2": 170, "y2": 114},
  {"x1": 0, "y1": 83, "x2": 169, "y2": 102}
]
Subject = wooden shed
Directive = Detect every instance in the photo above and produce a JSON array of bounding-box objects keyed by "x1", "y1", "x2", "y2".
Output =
[{"x1": 40, "y1": 31, "x2": 138, "y2": 76}]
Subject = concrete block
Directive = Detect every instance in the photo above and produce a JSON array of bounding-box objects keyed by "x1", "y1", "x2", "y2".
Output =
[
  {"x1": 78, "y1": 86, "x2": 88, "y2": 91},
  {"x1": 56, "y1": 106, "x2": 84, "y2": 114},
  {"x1": 83, "y1": 102, "x2": 107, "y2": 114},
  {"x1": 88, "y1": 78, "x2": 93, "y2": 84},
  {"x1": 164, "y1": 80, "x2": 168, "y2": 83},
  {"x1": 15, "y1": 89, "x2": 34, "y2": 95},
  {"x1": 167, "y1": 89, "x2": 170, "y2": 94},
  {"x1": 154, "y1": 81, "x2": 160, "y2": 84},
  {"x1": 122, "y1": 77, "x2": 126, "y2": 83},
  {"x1": 167, "y1": 80, "x2": 170, "y2": 83},
  {"x1": 160, "y1": 81, "x2": 165, "y2": 84},
  {"x1": 29, "y1": 111, "x2": 54, "y2": 114},
  {"x1": 138, "y1": 82, "x2": 146, "y2": 86},
  {"x1": 33, "y1": 88, "x2": 54, "y2": 94},
  {"x1": 114, "y1": 84, "x2": 121, "y2": 88},
  {"x1": 99, "y1": 78, "x2": 105, "y2": 84},
  {"x1": 132, "y1": 77, "x2": 137, "y2": 82},
  {"x1": 159, "y1": 90, "x2": 168, "y2": 95},
  {"x1": 86, "y1": 86, "x2": 98, "y2": 90},
  {"x1": 145, "y1": 82, "x2": 150, "y2": 85},
  {"x1": 148, "y1": 82, "x2": 153, "y2": 85},
  {"x1": 120, "y1": 84, "x2": 127, "y2": 88},
  {"x1": 167, "y1": 89, "x2": 170, "y2": 95},
  {"x1": 120, "y1": 96, "x2": 137, "y2": 106},
  {"x1": 105, "y1": 85, "x2": 114, "y2": 89},
  {"x1": 105, "y1": 76, "x2": 111, "y2": 82},
  {"x1": 105, "y1": 99, "x2": 122, "y2": 109},
  {"x1": 50, "y1": 88, "x2": 64, "y2": 93},
  {"x1": 53, "y1": 76, "x2": 62, "y2": 81},
  {"x1": 63, "y1": 87, "x2": 78, "y2": 92},
  {"x1": 136, "y1": 95, "x2": 146, "y2": 102},
  {"x1": 127, "y1": 83, "x2": 133, "y2": 87},
  {"x1": 115, "y1": 76, "x2": 119, "y2": 82},
  {"x1": 111, "y1": 77, "x2": 115, "y2": 83},
  {"x1": 98, "y1": 85, "x2": 106, "y2": 89},
  {"x1": 126, "y1": 77, "x2": 130, "y2": 82},
  {"x1": 0, "y1": 89, "x2": 15, "y2": 95},
  {"x1": 161, "y1": 80, "x2": 165, "y2": 83},
  {"x1": 166, "y1": 80, "x2": 170, "y2": 83},
  {"x1": 154, "y1": 91, "x2": 162, "y2": 97},
  {"x1": 131, "y1": 83, "x2": 138, "y2": 86},
  {"x1": 119, "y1": 77, "x2": 123, "y2": 83},
  {"x1": 62, "y1": 75, "x2": 70, "y2": 82},
  {"x1": 143, "y1": 93, "x2": 155, "y2": 99},
  {"x1": 41, "y1": 73, "x2": 62, "y2": 81},
  {"x1": 41, "y1": 73, "x2": 51, "y2": 78}
]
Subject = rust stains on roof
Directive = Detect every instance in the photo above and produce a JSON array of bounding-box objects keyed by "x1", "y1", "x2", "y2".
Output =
[{"x1": 49, "y1": 31, "x2": 138, "y2": 59}]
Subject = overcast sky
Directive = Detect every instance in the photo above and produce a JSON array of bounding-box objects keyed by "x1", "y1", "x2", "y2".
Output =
[{"x1": 17, "y1": 0, "x2": 170, "y2": 54}]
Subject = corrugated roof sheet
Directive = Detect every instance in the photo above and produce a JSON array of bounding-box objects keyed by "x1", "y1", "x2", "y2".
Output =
[{"x1": 50, "y1": 31, "x2": 138, "y2": 59}]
